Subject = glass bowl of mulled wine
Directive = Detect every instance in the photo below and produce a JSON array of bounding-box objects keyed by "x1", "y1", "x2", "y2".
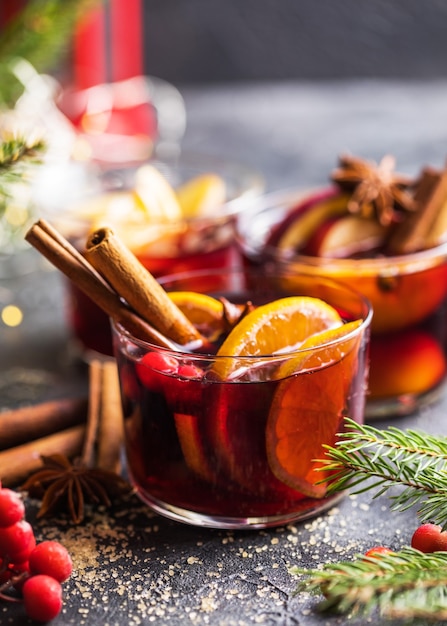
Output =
[{"x1": 237, "y1": 155, "x2": 447, "y2": 418}]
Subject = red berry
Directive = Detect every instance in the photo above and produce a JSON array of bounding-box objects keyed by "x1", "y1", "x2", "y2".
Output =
[
  {"x1": 136, "y1": 351, "x2": 178, "y2": 390},
  {"x1": 411, "y1": 523, "x2": 447, "y2": 552},
  {"x1": 0, "y1": 488, "x2": 25, "y2": 527},
  {"x1": 364, "y1": 546, "x2": 394, "y2": 558},
  {"x1": 177, "y1": 364, "x2": 204, "y2": 379},
  {"x1": 22, "y1": 574, "x2": 63, "y2": 622},
  {"x1": 29, "y1": 541, "x2": 73, "y2": 582},
  {"x1": 0, "y1": 520, "x2": 35, "y2": 561}
]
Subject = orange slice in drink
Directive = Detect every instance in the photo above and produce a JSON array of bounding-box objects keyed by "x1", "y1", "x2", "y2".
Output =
[
  {"x1": 266, "y1": 320, "x2": 363, "y2": 498},
  {"x1": 175, "y1": 173, "x2": 226, "y2": 218},
  {"x1": 213, "y1": 296, "x2": 343, "y2": 379},
  {"x1": 206, "y1": 297, "x2": 347, "y2": 490},
  {"x1": 168, "y1": 290, "x2": 228, "y2": 342}
]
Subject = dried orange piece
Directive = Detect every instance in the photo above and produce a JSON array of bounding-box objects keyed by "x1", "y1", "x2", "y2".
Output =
[{"x1": 266, "y1": 321, "x2": 363, "y2": 498}]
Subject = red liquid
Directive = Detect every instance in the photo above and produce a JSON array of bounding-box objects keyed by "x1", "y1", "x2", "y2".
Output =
[{"x1": 113, "y1": 281, "x2": 369, "y2": 525}]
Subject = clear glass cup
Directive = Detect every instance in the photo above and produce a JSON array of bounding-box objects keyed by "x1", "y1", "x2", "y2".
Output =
[
  {"x1": 42, "y1": 153, "x2": 264, "y2": 359},
  {"x1": 237, "y1": 188, "x2": 447, "y2": 418},
  {"x1": 112, "y1": 267, "x2": 372, "y2": 529}
]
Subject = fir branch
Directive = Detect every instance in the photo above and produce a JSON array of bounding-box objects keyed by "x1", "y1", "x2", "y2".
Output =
[
  {"x1": 292, "y1": 547, "x2": 447, "y2": 621},
  {"x1": 0, "y1": 0, "x2": 102, "y2": 107},
  {"x1": 320, "y1": 418, "x2": 447, "y2": 528}
]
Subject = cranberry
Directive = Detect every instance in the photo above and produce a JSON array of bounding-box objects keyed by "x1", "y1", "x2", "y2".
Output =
[
  {"x1": 364, "y1": 546, "x2": 394, "y2": 558},
  {"x1": 411, "y1": 523, "x2": 447, "y2": 552},
  {"x1": 136, "y1": 351, "x2": 178, "y2": 391},
  {"x1": 0, "y1": 520, "x2": 35, "y2": 561},
  {"x1": 0, "y1": 489, "x2": 25, "y2": 528},
  {"x1": 22, "y1": 574, "x2": 63, "y2": 622},
  {"x1": 29, "y1": 541, "x2": 73, "y2": 583}
]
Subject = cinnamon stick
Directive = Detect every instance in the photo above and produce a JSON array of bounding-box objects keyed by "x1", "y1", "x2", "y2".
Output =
[
  {"x1": 388, "y1": 166, "x2": 447, "y2": 254},
  {"x1": 0, "y1": 425, "x2": 86, "y2": 487},
  {"x1": 25, "y1": 220, "x2": 178, "y2": 349},
  {"x1": 97, "y1": 360, "x2": 124, "y2": 473},
  {"x1": 81, "y1": 360, "x2": 103, "y2": 468},
  {"x1": 0, "y1": 396, "x2": 87, "y2": 450},
  {"x1": 85, "y1": 227, "x2": 202, "y2": 346}
]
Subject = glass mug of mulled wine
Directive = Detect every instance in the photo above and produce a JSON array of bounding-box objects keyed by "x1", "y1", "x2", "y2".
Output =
[
  {"x1": 237, "y1": 156, "x2": 447, "y2": 418},
  {"x1": 43, "y1": 153, "x2": 264, "y2": 359},
  {"x1": 111, "y1": 267, "x2": 371, "y2": 529}
]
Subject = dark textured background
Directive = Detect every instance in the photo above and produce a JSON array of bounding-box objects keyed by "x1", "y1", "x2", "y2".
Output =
[{"x1": 142, "y1": 0, "x2": 447, "y2": 84}]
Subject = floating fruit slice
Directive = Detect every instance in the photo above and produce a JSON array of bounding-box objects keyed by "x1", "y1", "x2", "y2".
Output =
[
  {"x1": 175, "y1": 173, "x2": 227, "y2": 218},
  {"x1": 275, "y1": 319, "x2": 362, "y2": 378},
  {"x1": 213, "y1": 296, "x2": 343, "y2": 380},
  {"x1": 204, "y1": 296, "x2": 345, "y2": 490},
  {"x1": 134, "y1": 164, "x2": 182, "y2": 221},
  {"x1": 303, "y1": 215, "x2": 386, "y2": 258},
  {"x1": 174, "y1": 411, "x2": 214, "y2": 483},
  {"x1": 168, "y1": 291, "x2": 224, "y2": 327},
  {"x1": 268, "y1": 189, "x2": 349, "y2": 251},
  {"x1": 266, "y1": 321, "x2": 363, "y2": 498}
]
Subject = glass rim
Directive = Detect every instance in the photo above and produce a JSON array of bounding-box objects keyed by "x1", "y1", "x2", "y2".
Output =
[{"x1": 111, "y1": 266, "x2": 373, "y2": 360}]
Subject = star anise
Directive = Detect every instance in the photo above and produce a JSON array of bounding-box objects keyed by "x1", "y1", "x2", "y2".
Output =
[
  {"x1": 331, "y1": 154, "x2": 416, "y2": 226},
  {"x1": 20, "y1": 454, "x2": 132, "y2": 524},
  {"x1": 221, "y1": 297, "x2": 255, "y2": 332}
]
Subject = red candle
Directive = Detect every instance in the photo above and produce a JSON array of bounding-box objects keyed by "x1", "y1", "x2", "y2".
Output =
[
  {"x1": 74, "y1": 0, "x2": 143, "y2": 89},
  {"x1": 110, "y1": 0, "x2": 143, "y2": 83}
]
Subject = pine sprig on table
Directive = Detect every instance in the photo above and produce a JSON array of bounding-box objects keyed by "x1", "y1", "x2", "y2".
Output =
[
  {"x1": 291, "y1": 418, "x2": 447, "y2": 622},
  {"x1": 292, "y1": 548, "x2": 447, "y2": 621},
  {"x1": 320, "y1": 417, "x2": 447, "y2": 528}
]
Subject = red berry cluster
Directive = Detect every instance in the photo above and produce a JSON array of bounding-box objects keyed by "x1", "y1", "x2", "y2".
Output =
[{"x1": 0, "y1": 481, "x2": 72, "y2": 622}]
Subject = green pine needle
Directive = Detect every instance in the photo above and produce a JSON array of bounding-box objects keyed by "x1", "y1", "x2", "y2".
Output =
[
  {"x1": 320, "y1": 417, "x2": 447, "y2": 528},
  {"x1": 292, "y1": 418, "x2": 447, "y2": 621},
  {"x1": 293, "y1": 547, "x2": 447, "y2": 621},
  {"x1": 0, "y1": 0, "x2": 102, "y2": 107}
]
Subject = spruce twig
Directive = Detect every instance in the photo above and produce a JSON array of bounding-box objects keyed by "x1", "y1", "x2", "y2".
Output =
[
  {"x1": 0, "y1": 136, "x2": 46, "y2": 203},
  {"x1": 0, "y1": 0, "x2": 102, "y2": 107},
  {"x1": 293, "y1": 547, "x2": 447, "y2": 621},
  {"x1": 291, "y1": 418, "x2": 447, "y2": 622},
  {"x1": 320, "y1": 417, "x2": 447, "y2": 528}
]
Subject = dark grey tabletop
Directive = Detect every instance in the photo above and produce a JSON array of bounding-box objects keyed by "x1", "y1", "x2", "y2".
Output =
[{"x1": 1, "y1": 80, "x2": 447, "y2": 625}]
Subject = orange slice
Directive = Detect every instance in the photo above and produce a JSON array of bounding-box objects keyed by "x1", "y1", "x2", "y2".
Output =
[
  {"x1": 175, "y1": 173, "x2": 226, "y2": 218},
  {"x1": 168, "y1": 291, "x2": 223, "y2": 326},
  {"x1": 213, "y1": 296, "x2": 343, "y2": 379},
  {"x1": 168, "y1": 290, "x2": 226, "y2": 341},
  {"x1": 134, "y1": 164, "x2": 182, "y2": 221},
  {"x1": 266, "y1": 320, "x2": 363, "y2": 498}
]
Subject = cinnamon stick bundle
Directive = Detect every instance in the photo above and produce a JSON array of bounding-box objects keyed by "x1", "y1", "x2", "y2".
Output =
[{"x1": 25, "y1": 219, "x2": 179, "y2": 349}]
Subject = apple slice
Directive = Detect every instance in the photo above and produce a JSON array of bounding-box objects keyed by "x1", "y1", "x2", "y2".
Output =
[
  {"x1": 268, "y1": 188, "x2": 349, "y2": 252},
  {"x1": 304, "y1": 214, "x2": 387, "y2": 258}
]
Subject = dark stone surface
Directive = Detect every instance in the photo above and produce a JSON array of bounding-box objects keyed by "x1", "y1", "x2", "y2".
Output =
[
  {"x1": 2, "y1": 80, "x2": 447, "y2": 624},
  {"x1": 143, "y1": 1, "x2": 447, "y2": 84}
]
